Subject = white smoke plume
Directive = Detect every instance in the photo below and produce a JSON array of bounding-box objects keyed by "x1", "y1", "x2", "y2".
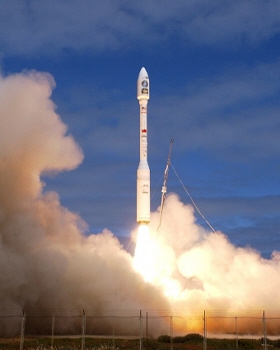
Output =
[
  {"x1": 0, "y1": 70, "x2": 279, "y2": 337},
  {"x1": 142, "y1": 193, "x2": 280, "y2": 334},
  {"x1": 0, "y1": 71, "x2": 169, "y2": 336},
  {"x1": 150, "y1": 193, "x2": 280, "y2": 312}
]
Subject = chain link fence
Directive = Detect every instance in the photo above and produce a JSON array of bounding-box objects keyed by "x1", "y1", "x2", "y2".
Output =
[{"x1": 1, "y1": 309, "x2": 280, "y2": 349}]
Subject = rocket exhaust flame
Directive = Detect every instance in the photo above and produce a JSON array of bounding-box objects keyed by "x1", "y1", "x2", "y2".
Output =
[{"x1": 133, "y1": 224, "x2": 153, "y2": 282}]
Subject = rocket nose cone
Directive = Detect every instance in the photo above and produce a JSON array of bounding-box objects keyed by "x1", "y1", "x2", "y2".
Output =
[
  {"x1": 138, "y1": 67, "x2": 149, "y2": 80},
  {"x1": 137, "y1": 67, "x2": 150, "y2": 100}
]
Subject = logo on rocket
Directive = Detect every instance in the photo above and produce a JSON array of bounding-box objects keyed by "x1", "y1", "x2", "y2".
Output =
[{"x1": 136, "y1": 67, "x2": 150, "y2": 224}]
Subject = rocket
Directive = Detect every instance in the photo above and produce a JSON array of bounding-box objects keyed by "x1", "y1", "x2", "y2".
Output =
[{"x1": 137, "y1": 67, "x2": 150, "y2": 224}]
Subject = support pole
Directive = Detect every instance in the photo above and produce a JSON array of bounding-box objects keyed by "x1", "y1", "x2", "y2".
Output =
[
  {"x1": 170, "y1": 316, "x2": 173, "y2": 350},
  {"x1": 146, "y1": 312, "x2": 149, "y2": 349},
  {"x1": 20, "y1": 310, "x2": 25, "y2": 350},
  {"x1": 82, "y1": 309, "x2": 86, "y2": 350},
  {"x1": 263, "y1": 311, "x2": 267, "y2": 350},
  {"x1": 203, "y1": 310, "x2": 207, "y2": 350},
  {"x1": 235, "y1": 317, "x2": 238, "y2": 349},
  {"x1": 112, "y1": 316, "x2": 115, "y2": 350},
  {"x1": 140, "y1": 310, "x2": 142, "y2": 350},
  {"x1": 51, "y1": 315, "x2": 55, "y2": 349}
]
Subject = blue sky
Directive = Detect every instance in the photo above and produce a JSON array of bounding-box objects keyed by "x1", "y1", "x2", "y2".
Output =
[{"x1": 1, "y1": 1, "x2": 280, "y2": 258}]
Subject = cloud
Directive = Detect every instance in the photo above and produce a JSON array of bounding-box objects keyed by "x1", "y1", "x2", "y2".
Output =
[
  {"x1": 147, "y1": 60, "x2": 280, "y2": 162},
  {"x1": 185, "y1": 0, "x2": 280, "y2": 45},
  {"x1": 0, "y1": 1, "x2": 280, "y2": 56},
  {"x1": 187, "y1": 195, "x2": 280, "y2": 254}
]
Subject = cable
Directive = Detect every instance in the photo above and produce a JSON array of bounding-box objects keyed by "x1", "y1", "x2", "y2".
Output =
[{"x1": 170, "y1": 163, "x2": 216, "y2": 233}]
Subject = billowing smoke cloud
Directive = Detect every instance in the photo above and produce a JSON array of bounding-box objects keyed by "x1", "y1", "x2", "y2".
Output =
[
  {"x1": 145, "y1": 193, "x2": 280, "y2": 334},
  {"x1": 1, "y1": 70, "x2": 279, "y2": 338},
  {"x1": 149, "y1": 192, "x2": 280, "y2": 312},
  {"x1": 0, "y1": 71, "x2": 169, "y2": 336}
]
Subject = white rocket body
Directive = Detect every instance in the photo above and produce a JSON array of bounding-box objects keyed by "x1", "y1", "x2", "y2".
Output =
[{"x1": 137, "y1": 67, "x2": 150, "y2": 224}]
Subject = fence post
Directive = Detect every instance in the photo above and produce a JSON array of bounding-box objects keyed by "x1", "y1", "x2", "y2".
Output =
[
  {"x1": 139, "y1": 310, "x2": 143, "y2": 350},
  {"x1": 82, "y1": 309, "x2": 86, "y2": 350},
  {"x1": 146, "y1": 312, "x2": 149, "y2": 349},
  {"x1": 51, "y1": 315, "x2": 55, "y2": 349},
  {"x1": 20, "y1": 310, "x2": 25, "y2": 350},
  {"x1": 203, "y1": 310, "x2": 207, "y2": 350},
  {"x1": 263, "y1": 311, "x2": 267, "y2": 350},
  {"x1": 235, "y1": 316, "x2": 238, "y2": 349},
  {"x1": 112, "y1": 316, "x2": 115, "y2": 350},
  {"x1": 170, "y1": 316, "x2": 173, "y2": 350}
]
